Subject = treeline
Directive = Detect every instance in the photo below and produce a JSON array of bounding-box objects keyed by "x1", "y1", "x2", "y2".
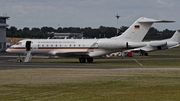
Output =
[{"x1": 6, "y1": 26, "x2": 175, "y2": 40}]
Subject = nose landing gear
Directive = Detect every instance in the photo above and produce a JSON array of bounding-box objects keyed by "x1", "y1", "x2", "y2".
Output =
[{"x1": 17, "y1": 54, "x2": 22, "y2": 63}]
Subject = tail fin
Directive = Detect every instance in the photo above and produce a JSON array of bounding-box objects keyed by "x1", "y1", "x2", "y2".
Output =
[
  {"x1": 167, "y1": 30, "x2": 180, "y2": 43},
  {"x1": 114, "y1": 17, "x2": 174, "y2": 42}
]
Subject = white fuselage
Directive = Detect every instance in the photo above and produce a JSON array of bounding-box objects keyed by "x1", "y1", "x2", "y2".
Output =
[{"x1": 7, "y1": 38, "x2": 132, "y2": 57}]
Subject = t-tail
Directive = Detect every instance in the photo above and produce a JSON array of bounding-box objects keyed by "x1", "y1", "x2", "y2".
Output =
[{"x1": 114, "y1": 17, "x2": 174, "y2": 42}]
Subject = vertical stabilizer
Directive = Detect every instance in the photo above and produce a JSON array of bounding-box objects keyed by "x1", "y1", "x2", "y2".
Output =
[
  {"x1": 167, "y1": 30, "x2": 180, "y2": 42},
  {"x1": 114, "y1": 17, "x2": 174, "y2": 42}
]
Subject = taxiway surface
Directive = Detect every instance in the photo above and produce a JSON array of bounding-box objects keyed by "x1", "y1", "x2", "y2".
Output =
[
  {"x1": 1, "y1": 52, "x2": 180, "y2": 70},
  {"x1": 0, "y1": 52, "x2": 132, "y2": 70}
]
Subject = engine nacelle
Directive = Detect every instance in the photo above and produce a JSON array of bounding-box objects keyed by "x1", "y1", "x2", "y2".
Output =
[
  {"x1": 127, "y1": 42, "x2": 146, "y2": 48},
  {"x1": 97, "y1": 40, "x2": 128, "y2": 49},
  {"x1": 149, "y1": 41, "x2": 167, "y2": 47},
  {"x1": 97, "y1": 40, "x2": 146, "y2": 49}
]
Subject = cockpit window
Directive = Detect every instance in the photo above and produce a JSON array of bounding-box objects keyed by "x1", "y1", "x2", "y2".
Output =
[{"x1": 15, "y1": 42, "x2": 22, "y2": 45}]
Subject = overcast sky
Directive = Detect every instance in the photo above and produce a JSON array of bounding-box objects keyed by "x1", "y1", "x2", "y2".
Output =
[{"x1": 1, "y1": 0, "x2": 180, "y2": 30}]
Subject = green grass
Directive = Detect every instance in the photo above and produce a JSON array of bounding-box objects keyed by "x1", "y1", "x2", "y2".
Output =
[{"x1": 0, "y1": 69, "x2": 180, "y2": 101}]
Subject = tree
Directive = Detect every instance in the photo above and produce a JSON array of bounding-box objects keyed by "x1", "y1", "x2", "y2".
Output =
[
  {"x1": 161, "y1": 29, "x2": 175, "y2": 39},
  {"x1": 83, "y1": 27, "x2": 93, "y2": 38},
  {"x1": 9, "y1": 26, "x2": 17, "y2": 34},
  {"x1": 62, "y1": 27, "x2": 70, "y2": 33},
  {"x1": 57, "y1": 27, "x2": 63, "y2": 33},
  {"x1": 6, "y1": 25, "x2": 176, "y2": 40},
  {"x1": 144, "y1": 27, "x2": 159, "y2": 40},
  {"x1": 31, "y1": 28, "x2": 41, "y2": 32},
  {"x1": 41, "y1": 27, "x2": 55, "y2": 33},
  {"x1": 23, "y1": 27, "x2": 30, "y2": 32},
  {"x1": 99, "y1": 26, "x2": 116, "y2": 38}
]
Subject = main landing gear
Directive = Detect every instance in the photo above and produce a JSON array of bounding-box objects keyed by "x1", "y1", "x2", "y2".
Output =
[
  {"x1": 139, "y1": 50, "x2": 148, "y2": 56},
  {"x1": 79, "y1": 57, "x2": 93, "y2": 63}
]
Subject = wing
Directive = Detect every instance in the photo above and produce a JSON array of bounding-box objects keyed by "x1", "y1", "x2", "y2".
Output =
[
  {"x1": 128, "y1": 47, "x2": 154, "y2": 52},
  {"x1": 48, "y1": 50, "x2": 91, "y2": 57}
]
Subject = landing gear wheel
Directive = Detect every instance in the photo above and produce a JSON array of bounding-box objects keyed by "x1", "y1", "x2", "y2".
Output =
[
  {"x1": 87, "y1": 57, "x2": 93, "y2": 63},
  {"x1": 17, "y1": 54, "x2": 22, "y2": 63},
  {"x1": 144, "y1": 52, "x2": 148, "y2": 56},
  {"x1": 79, "y1": 57, "x2": 86, "y2": 63},
  {"x1": 139, "y1": 50, "x2": 148, "y2": 56},
  {"x1": 139, "y1": 50, "x2": 143, "y2": 56},
  {"x1": 17, "y1": 59, "x2": 22, "y2": 63}
]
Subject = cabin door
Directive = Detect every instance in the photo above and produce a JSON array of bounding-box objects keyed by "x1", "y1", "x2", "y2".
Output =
[
  {"x1": 25, "y1": 41, "x2": 31, "y2": 51},
  {"x1": 31, "y1": 41, "x2": 38, "y2": 53}
]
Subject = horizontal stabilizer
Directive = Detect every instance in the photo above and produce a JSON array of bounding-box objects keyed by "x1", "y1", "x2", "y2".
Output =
[{"x1": 138, "y1": 17, "x2": 175, "y2": 23}]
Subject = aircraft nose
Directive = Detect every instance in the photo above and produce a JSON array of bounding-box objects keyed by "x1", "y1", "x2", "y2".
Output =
[{"x1": 6, "y1": 48, "x2": 13, "y2": 53}]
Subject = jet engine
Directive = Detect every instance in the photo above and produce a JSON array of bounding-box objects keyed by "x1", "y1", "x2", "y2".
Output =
[
  {"x1": 97, "y1": 40, "x2": 127, "y2": 49},
  {"x1": 97, "y1": 40, "x2": 146, "y2": 49},
  {"x1": 149, "y1": 41, "x2": 167, "y2": 47}
]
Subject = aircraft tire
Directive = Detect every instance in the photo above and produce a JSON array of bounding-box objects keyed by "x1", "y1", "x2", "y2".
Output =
[
  {"x1": 17, "y1": 59, "x2": 22, "y2": 63},
  {"x1": 79, "y1": 57, "x2": 86, "y2": 63},
  {"x1": 144, "y1": 52, "x2": 148, "y2": 56},
  {"x1": 87, "y1": 57, "x2": 93, "y2": 63},
  {"x1": 140, "y1": 53, "x2": 143, "y2": 56}
]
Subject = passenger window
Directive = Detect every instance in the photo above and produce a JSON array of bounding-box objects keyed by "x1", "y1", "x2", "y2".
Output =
[{"x1": 15, "y1": 42, "x2": 22, "y2": 45}]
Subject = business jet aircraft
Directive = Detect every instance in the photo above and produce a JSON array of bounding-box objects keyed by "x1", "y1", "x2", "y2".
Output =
[
  {"x1": 129, "y1": 30, "x2": 180, "y2": 56},
  {"x1": 6, "y1": 17, "x2": 174, "y2": 63},
  {"x1": 106, "y1": 30, "x2": 180, "y2": 57}
]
